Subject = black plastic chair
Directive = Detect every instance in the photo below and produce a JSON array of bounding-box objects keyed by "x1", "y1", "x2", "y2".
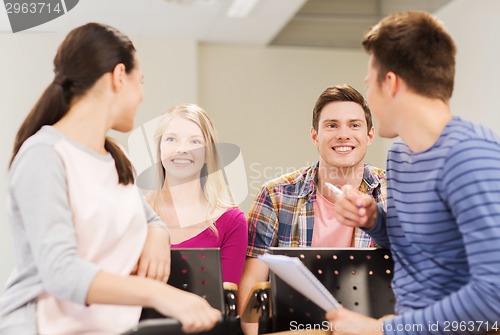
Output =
[
  {"x1": 124, "y1": 248, "x2": 241, "y2": 335},
  {"x1": 245, "y1": 248, "x2": 395, "y2": 333},
  {"x1": 240, "y1": 281, "x2": 273, "y2": 334}
]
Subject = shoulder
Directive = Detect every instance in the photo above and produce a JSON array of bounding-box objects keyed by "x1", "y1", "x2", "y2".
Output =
[
  {"x1": 443, "y1": 119, "x2": 500, "y2": 163},
  {"x1": 444, "y1": 137, "x2": 500, "y2": 177},
  {"x1": 438, "y1": 117, "x2": 500, "y2": 151},
  {"x1": 449, "y1": 117, "x2": 500, "y2": 141},
  {"x1": 8, "y1": 129, "x2": 70, "y2": 201},
  {"x1": 217, "y1": 207, "x2": 246, "y2": 225},
  {"x1": 10, "y1": 128, "x2": 64, "y2": 176},
  {"x1": 261, "y1": 164, "x2": 317, "y2": 194},
  {"x1": 215, "y1": 207, "x2": 247, "y2": 235},
  {"x1": 432, "y1": 120, "x2": 500, "y2": 184}
]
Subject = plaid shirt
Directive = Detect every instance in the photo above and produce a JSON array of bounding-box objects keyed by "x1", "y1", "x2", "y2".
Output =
[{"x1": 247, "y1": 162, "x2": 387, "y2": 257}]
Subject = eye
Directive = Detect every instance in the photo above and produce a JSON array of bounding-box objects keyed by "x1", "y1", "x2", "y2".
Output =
[
  {"x1": 351, "y1": 123, "x2": 361, "y2": 128},
  {"x1": 326, "y1": 123, "x2": 337, "y2": 129},
  {"x1": 192, "y1": 139, "x2": 202, "y2": 144},
  {"x1": 164, "y1": 137, "x2": 176, "y2": 142}
]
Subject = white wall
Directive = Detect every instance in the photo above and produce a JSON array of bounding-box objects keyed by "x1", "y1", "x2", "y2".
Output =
[
  {"x1": 378, "y1": 0, "x2": 500, "y2": 161},
  {"x1": 2, "y1": 0, "x2": 499, "y2": 293},
  {"x1": 198, "y1": 44, "x2": 388, "y2": 212},
  {"x1": 0, "y1": 35, "x2": 198, "y2": 292},
  {"x1": 1, "y1": 34, "x2": 63, "y2": 295},
  {"x1": 108, "y1": 37, "x2": 199, "y2": 145},
  {"x1": 436, "y1": 0, "x2": 500, "y2": 135}
]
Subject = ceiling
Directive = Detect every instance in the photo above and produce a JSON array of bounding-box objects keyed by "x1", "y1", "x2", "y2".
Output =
[
  {"x1": 1, "y1": 0, "x2": 453, "y2": 49},
  {"x1": 272, "y1": 0, "x2": 454, "y2": 49}
]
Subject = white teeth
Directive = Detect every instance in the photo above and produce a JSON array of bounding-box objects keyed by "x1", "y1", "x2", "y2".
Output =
[
  {"x1": 172, "y1": 159, "x2": 192, "y2": 164},
  {"x1": 334, "y1": 146, "x2": 353, "y2": 152}
]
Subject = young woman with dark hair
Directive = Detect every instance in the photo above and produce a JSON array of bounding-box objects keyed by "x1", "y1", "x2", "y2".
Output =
[{"x1": 0, "y1": 23, "x2": 220, "y2": 335}]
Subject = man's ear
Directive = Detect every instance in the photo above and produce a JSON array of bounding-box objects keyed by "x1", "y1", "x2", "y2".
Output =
[
  {"x1": 384, "y1": 71, "x2": 399, "y2": 97},
  {"x1": 366, "y1": 126, "x2": 375, "y2": 145},
  {"x1": 111, "y1": 63, "x2": 126, "y2": 91},
  {"x1": 310, "y1": 126, "x2": 319, "y2": 147}
]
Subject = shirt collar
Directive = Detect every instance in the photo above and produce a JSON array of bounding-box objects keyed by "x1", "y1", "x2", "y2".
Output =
[
  {"x1": 297, "y1": 162, "x2": 381, "y2": 199},
  {"x1": 297, "y1": 161, "x2": 319, "y2": 199},
  {"x1": 360, "y1": 164, "x2": 381, "y2": 193}
]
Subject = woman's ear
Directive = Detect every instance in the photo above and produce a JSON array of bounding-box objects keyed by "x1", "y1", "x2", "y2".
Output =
[{"x1": 111, "y1": 63, "x2": 126, "y2": 91}]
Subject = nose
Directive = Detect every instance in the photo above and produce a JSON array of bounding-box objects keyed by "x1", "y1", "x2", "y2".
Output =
[
  {"x1": 175, "y1": 141, "x2": 189, "y2": 153},
  {"x1": 336, "y1": 126, "x2": 351, "y2": 140}
]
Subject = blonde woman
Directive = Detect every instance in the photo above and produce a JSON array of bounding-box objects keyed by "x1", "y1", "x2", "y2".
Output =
[{"x1": 148, "y1": 104, "x2": 247, "y2": 285}]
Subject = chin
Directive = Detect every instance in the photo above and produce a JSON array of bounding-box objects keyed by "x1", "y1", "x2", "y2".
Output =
[
  {"x1": 378, "y1": 128, "x2": 398, "y2": 139},
  {"x1": 112, "y1": 123, "x2": 134, "y2": 133}
]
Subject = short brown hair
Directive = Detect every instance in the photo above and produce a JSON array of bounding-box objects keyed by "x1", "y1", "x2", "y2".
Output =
[
  {"x1": 312, "y1": 84, "x2": 372, "y2": 133},
  {"x1": 362, "y1": 11, "x2": 456, "y2": 101}
]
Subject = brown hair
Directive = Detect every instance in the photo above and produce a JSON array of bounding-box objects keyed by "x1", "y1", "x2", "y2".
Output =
[
  {"x1": 362, "y1": 11, "x2": 456, "y2": 101},
  {"x1": 10, "y1": 23, "x2": 136, "y2": 184},
  {"x1": 312, "y1": 84, "x2": 372, "y2": 132}
]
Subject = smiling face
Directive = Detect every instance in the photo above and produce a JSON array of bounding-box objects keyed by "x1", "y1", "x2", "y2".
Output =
[
  {"x1": 311, "y1": 101, "x2": 374, "y2": 170},
  {"x1": 160, "y1": 116, "x2": 207, "y2": 185}
]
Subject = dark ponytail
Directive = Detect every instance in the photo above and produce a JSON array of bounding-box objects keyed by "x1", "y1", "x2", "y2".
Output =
[
  {"x1": 105, "y1": 138, "x2": 135, "y2": 185},
  {"x1": 9, "y1": 23, "x2": 136, "y2": 185},
  {"x1": 10, "y1": 81, "x2": 70, "y2": 168}
]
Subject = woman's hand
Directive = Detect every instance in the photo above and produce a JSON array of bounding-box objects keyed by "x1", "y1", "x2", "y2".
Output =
[
  {"x1": 154, "y1": 286, "x2": 222, "y2": 333},
  {"x1": 132, "y1": 225, "x2": 171, "y2": 282}
]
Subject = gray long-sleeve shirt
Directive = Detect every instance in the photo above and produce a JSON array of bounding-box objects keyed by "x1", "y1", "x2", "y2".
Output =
[{"x1": 0, "y1": 126, "x2": 165, "y2": 326}]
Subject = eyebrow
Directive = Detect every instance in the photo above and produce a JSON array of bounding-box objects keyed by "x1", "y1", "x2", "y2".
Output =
[
  {"x1": 162, "y1": 132, "x2": 204, "y2": 139},
  {"x1": 322, "y1": 118, "x2": 365, "y2": 123}
]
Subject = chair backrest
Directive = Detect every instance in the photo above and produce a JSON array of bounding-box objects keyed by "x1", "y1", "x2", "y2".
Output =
[
  {"x1": 268, "y1": 247, "x2": 395, "y2": 332},
  {"x1": 140, "y1": 248, "x2": 225, "y2": 320}
]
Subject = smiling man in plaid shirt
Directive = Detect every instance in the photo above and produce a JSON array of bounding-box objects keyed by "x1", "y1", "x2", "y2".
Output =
[{"x1": 238, "y1": 84, "x2": 387, "y2": 335}]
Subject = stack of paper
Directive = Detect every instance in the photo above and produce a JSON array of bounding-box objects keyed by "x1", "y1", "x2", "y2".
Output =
[{"x1": 258, "y1": 254, "x2": 340, "y2": 311}]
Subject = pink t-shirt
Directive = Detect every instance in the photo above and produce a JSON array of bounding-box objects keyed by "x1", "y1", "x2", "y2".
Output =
[
  {"x1": 311, "y1": 190, "x2": 354, "y2": 247},
  {"x1": 171, "y1": 207, "x2": 247, "y2": 285}
]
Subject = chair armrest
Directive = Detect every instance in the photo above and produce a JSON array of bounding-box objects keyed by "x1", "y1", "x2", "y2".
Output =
[
  {"x1": 240, "y1": 281, "x2": 272, "y2": 323},
  {"x1": 223, "y1": 282, "x2": 239, "y2": 319}
]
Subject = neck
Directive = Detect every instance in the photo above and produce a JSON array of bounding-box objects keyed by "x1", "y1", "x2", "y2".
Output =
[
  {"x1": 159, "y1": 177, "x2": 212, "y2": 229},
  {"x1": 397, "y1": 94, "x2": 452, "y2": 153},
  {"x1": 53, "y1": 96, "x2": 112, "y2": 155},
  {"x1": 162, "y1": 177, "x2": 206, "y2": 208},
  {"x1": 316, "y1": 163, "x2": 364, "y2": 202}
]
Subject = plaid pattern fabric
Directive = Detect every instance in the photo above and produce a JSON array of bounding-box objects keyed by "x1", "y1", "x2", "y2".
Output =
[{"x1": 247, "y1": 162, "x2": 387, "y2": 257}]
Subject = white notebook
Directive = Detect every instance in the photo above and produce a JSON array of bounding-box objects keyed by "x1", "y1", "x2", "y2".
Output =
[{"x1": 258, "y1": 254, "x2": 340, "y2": 311}]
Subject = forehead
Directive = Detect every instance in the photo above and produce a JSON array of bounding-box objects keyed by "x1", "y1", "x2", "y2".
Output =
[
  {"x1": 319, "y1": 101, "x2": 366, "y2": 123},
  {"x1": 163, "y1": 116, "x2": 203, "y2": 135}
]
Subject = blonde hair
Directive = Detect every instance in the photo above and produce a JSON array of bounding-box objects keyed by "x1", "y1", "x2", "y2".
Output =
[{"x1": 149, "y1": 103, "x2": 235, "y2": 222}]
